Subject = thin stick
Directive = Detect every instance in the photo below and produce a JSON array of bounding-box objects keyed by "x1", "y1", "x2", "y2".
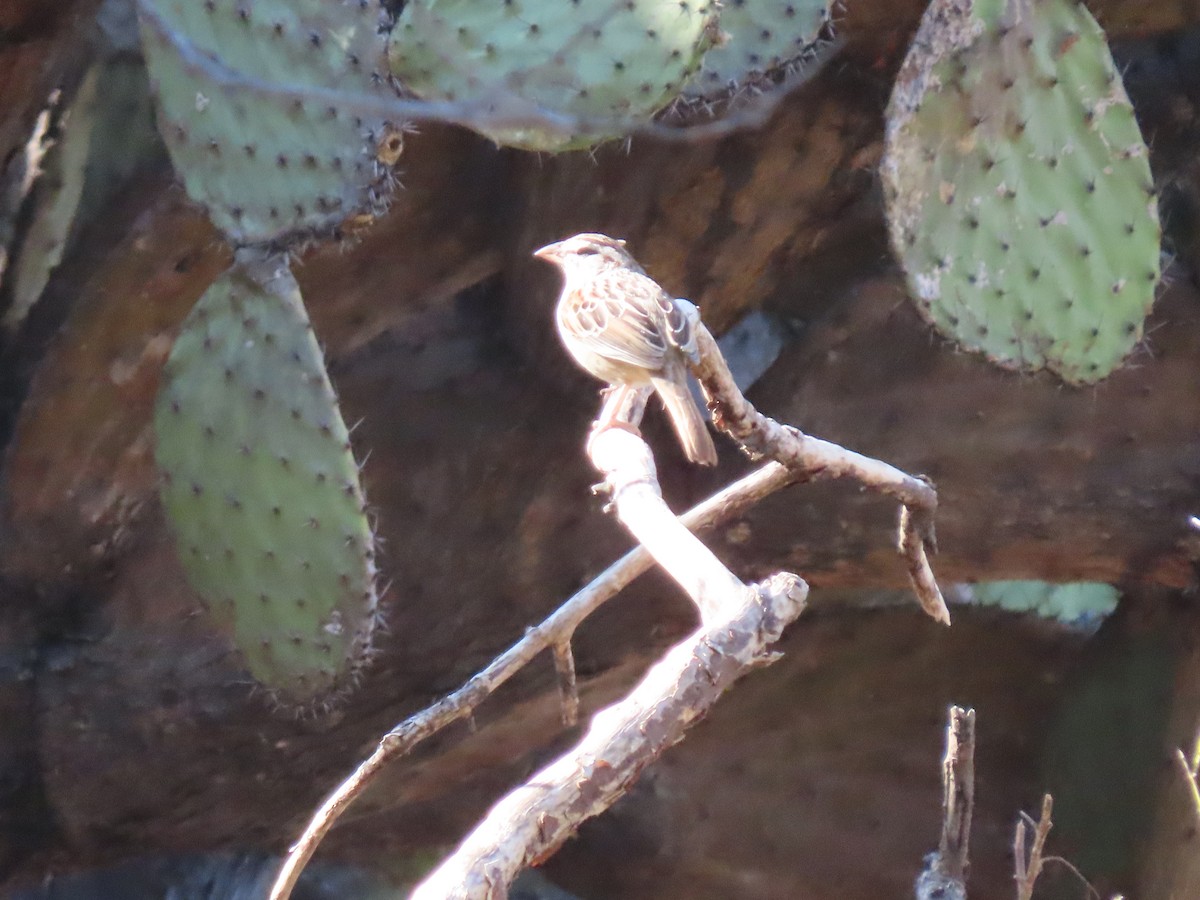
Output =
[
  {"x1": 1039, "y1": 856, "x2": 1103, "y2": 900},
  {"x1": 1014, "y1": 815, "x2": 1027, "y2": 888},
  {"x1": 552, "y1": 640, "x2": 579, "y2": 728},
  {"x1": 1174, "y1": 747, "x2": 1200, "y2": 825},
  {"x1": 1015, "y1": 794, "x2": 1054, "y2": 900}
]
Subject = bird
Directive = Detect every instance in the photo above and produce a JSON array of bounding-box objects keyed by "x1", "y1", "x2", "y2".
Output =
[{"x1": 534, "y1": 233, "x2": 718, "y2": 466}]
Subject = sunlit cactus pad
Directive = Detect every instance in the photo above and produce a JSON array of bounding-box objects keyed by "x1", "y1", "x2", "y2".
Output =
[
  {"x1": 683, "y1": 0, "x2": 831, "y2": 100},
  {"x1": 964, "y1": 580, "x2": 1118, "y2": 627},
  {"x1": 138, "y1": 0, "x2": 398, "y2": 245},
  {"x1": 387, "y1": 0, "x2": 719, "y2": 151},
  {"x1": 155, "y1": 253, "x2": 379, "y2": 708},
  {"x1": 882, "y1": 0, "x2": 1160, "y2": 383}
]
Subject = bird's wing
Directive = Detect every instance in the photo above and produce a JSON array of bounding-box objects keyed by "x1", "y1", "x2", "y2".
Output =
[{"x1": 561, "y1": 269, "x2": 673, "y2": 372}]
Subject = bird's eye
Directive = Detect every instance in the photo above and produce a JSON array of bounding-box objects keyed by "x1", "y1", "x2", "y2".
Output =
[{"x1": 577, "y1": 246, "x2": 599, "y2": 256}]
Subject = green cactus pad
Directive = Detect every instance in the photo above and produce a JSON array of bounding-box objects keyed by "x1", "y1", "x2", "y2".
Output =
[
  {"x1": 882, "y1": 0, "x2": 1161, "y2": 384},
  {"x1": 966, "y1": 580, "x2": 1118, "y2": 625},
  {"x1": 155, "y1": 253, "x2": 379, "y2": 707},
  {"x1": 7, "y1": 68, "x2": 101, "y2": 333},
  {"x1": 387, "y1": 0, "x2": 719, "y2": 151},
  {"x1": 138, "y1": 0, "x2": 399, "y2": 245},
  {"x1": 684, "y1": 0, "x2": 831, "y2": 100},
  {"x1": 9, "y1": 59, "x2": 163, "y2": 333}
]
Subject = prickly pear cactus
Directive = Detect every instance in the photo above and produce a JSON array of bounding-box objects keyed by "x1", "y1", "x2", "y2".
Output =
[
  {"x1": 9, "y1": 59, "x2": 163, "y2": 333},
  {"x1": 387, "y1": 0, "x2": 719, "y2": 151},
  {"x1": 7, "y1": 68, "x2": 100, "y2": 333},
  {"x1": 882, "y1": 0, "x2": 1161, "y2": 383},
  {"x1": 137, "y1": 0, "x2": 400, "y2": 245},
  {"x1": 155, "y1": 252, "x2": 379, "y2": 708},
  {"x1": 964, "y1": 580, "x2": 1118, "y2": 626},
  {"x1": 683, "y1": 0, "x2": 831, "y2": 100}
]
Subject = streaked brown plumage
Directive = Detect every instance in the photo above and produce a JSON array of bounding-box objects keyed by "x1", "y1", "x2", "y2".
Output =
[{"x1": 534, "y1": 233, "x2": 718, "y2": 466}]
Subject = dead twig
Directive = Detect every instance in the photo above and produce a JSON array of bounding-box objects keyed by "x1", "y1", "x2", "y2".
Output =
[
  {"x1": 1174, "y1": 738, "x2": 1200, "y2": 826},
  {"x1": 551, "y1": 640, "x2": 578, "y2": 728},
  {"x1": 1038, "y1": 857, "x2": 1104, "y2": 900},
  {"x1": 914, "y1": 705, "x2": 974, "y2": 900},
  {"x1": 1014, "y1": 794, "x2": 1054, "y2": 900},
  {"x1": 690, "y1": 316, "x2": 949, "y2": 624},
  {"x1": 408, "y1": 422, "x2": 807, "y2": 897},
  {"x1": 411, "y1": 574, "x2": 806, "y2": 898},
  {"x1": 268, "y1": 460, "x2": 797, "y2": 900},
  {"x1": 939, "y1": 706, "x2": 975, "y2": 880},
  {"x1": 271, "y1": 278, "x2": 945, "y2": 900}
]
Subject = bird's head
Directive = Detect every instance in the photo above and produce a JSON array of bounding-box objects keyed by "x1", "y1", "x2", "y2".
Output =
[{"x1": 533, "y1": 233, "x2": 636, "y2": 275}]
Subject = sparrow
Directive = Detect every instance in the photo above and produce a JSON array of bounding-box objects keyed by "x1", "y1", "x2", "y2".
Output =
[{"x1": 534, "y1": 233, "x2": 718, "y2": 466}]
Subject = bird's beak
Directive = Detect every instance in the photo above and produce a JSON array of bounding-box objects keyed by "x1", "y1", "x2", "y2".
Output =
[{"x1": 533, "y1": 241, "x2": 562, "y2": 262}]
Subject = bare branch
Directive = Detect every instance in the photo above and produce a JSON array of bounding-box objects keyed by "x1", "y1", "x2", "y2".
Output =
[
  {"x1": 590, "y1": 428, "x2": 746, "y2": 622},
  {"x1": 269, "y1": 461, "x2": 797, "y2": 900},
  {"x1": 1174, "y1": 746, "x2": 1200, "y2": 826},
  {"x1": 914, "y1": 705, "x2": 974, "y2": 900},
  {"x1": 409, "y1": 571, "x2": 807, "y2": 898},
  {"x1": 552, "y1": 640, "x2": 579, "y2": 728},
  {"x1": 690, "y1": 317, "x2": 949, "y2": 624},
  {"x1": 271, "y1": 296, "x2": 949, "y2": 897},
  {"x1": 404, "y1": 375, "x2": 809, "y2": 896},
  {"x1": 1015, "y1": 794, "x2": 1054, "y2": 900},
  {"x1": 939, "y1": 706, "x2": 975, "y2": 879}
]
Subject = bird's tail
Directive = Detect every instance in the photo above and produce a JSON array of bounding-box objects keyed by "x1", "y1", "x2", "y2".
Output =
[{"x1": 651, "y1": 375, "x2": 718, "y2": 466}]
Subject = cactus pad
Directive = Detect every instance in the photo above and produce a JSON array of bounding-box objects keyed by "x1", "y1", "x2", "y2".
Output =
[
  {"x1": 155, "y1": 253, "x2": 379, "y2": 707},
  {"x1": 387, "y1": 0, "x2": 719, "y2": 151},
  {"x1": 9, "y1": 59, "x2": 163, "y2": 333},
  {"x1": 7, "y1": 68, "x2": 100, "y2": 333},
  {"x1": 138, "y1": 0, "x2": 399, "y2": 245},
  {"x1": 684, "y1": 0, "x2": 831, "y2": 100},
  {"x1": 882, "y1": 0, "x2": 1161, "y2": 383},
  {"x1": 966, "y1": 580, "x2": 1118, "y2": 626}
]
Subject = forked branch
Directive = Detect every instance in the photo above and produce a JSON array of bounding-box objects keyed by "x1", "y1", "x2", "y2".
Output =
[
  {"x1": 269, "y1": 460, "x2": 797, "y2": 900},
  {"x1": 272, "y1": 300, "x2": 946, "y2": 900},
  {"x1": 687, "y1": 313, "x2": 948, "y2": 624}
]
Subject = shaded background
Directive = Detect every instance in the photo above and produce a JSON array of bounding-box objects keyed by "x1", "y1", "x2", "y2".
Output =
[{"x1": 1, "y1": 0, "x2": 1200, "y2": 896}]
